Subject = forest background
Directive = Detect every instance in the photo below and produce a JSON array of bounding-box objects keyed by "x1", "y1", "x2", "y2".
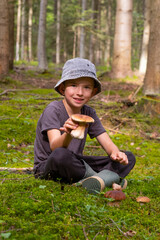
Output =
[{"x1": 0, "y1": 0, "x2": 160, "y2": 239}]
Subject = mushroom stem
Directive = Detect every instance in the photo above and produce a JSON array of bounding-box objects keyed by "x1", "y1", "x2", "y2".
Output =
[{"x1": 71, "y1": 124, "x2": 86, "y2": 139}]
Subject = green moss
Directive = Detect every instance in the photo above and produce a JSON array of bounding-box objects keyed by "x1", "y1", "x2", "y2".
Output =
[{"x1": 0, "y1": 72, "x2": 160, "y2": 240}]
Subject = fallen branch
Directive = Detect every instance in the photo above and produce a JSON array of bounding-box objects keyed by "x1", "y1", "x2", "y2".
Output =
[
  {"x1": 109, "y1": 218, "x2": 129, "y2": 238},
  {"x1": 0, "y1": 167, "x2": 33, "y2": 172},
  {"x1": 0, "y1": 89, "x2": 33, "y2": 96}
]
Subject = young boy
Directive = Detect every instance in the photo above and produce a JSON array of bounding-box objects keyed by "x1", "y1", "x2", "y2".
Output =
[{"x1": 34, "y1": 58, "x2": 135, "y2": 194}]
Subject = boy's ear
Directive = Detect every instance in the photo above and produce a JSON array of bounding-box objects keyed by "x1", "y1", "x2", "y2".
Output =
[
  {"x1": 92, "y1": 87, "x2": 98, "y2": 97},
  {"x1": 58, "y1": 83, "x2": 65, "y2": 95}
]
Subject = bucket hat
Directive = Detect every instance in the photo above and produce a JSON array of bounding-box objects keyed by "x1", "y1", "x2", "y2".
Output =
[{"x1": 54, "y1": 58, "x2": 101, "y2": 95}]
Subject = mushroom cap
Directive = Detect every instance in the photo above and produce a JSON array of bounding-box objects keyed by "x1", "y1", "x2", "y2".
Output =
[
  {"x1": 104, "y1": 190, "x2": 126, "y2": 201},
  {"x1": 136, "y1": 196, "x2": 150, "y2": 203},
  {"x1": 71, "y1": 114, "x2": 94, "y2": 123}
]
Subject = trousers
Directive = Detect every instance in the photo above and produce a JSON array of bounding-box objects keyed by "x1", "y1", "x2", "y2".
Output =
[{"x1": 35, "y1": 147, "x2": 136, "y2": 184}]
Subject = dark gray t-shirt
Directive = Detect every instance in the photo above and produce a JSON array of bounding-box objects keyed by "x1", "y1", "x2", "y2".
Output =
[{"x1": 34, "y1": 100, "x2": 106, "y2": 170}]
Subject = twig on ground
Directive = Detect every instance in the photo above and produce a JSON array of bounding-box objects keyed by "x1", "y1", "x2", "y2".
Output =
[
  {"x1": 0, "y1": 89, "x2": 33, "y2": 96},
  {"x1": 0, "y1": 167, "x2": 33, "y2": 172},
  {"x1": 108, "y1": 218, "x2": 128, "y2": 238},
  {"x1": 0, "y1": 175, "x2": 34, "y2": 183},
  {"x1": 51, "y1": 200, "x2": 56, "y2": 212},
  {"x1": 76, "y1": 207, "x2": 89, "y2": 240}
]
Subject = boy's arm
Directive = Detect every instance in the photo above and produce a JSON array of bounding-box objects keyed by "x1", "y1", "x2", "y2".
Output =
[
  {"x1": 47, "y1": 117, "x2": 78, "y2": 151},
  {"x1": 96, "y1": 132, "x2": 128, "y2": 165}
]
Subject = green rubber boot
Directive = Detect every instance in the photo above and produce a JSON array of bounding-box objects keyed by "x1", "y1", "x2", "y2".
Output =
[{"x1": 82, "y1": 170, "x2": 120, "y2": 194}]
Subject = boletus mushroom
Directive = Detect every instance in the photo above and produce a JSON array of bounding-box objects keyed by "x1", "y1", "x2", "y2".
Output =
[
  {"x1": 136, "y1": 196, "x2": 150, "y2": 203},
  {"x1": 71, "y1": 114, "x2": 94, "y2": 139},
  {"x1": 104, "y1": 190, "x2": 126, "y2": 201}
]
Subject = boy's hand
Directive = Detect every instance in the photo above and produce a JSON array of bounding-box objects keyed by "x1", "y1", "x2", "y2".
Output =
[
  {"x1": 59, "y1": 117, "x2": 78, "y2": 135},
  {"x1": 110, "y1": 151, "x2": 128, "y2": 165}
]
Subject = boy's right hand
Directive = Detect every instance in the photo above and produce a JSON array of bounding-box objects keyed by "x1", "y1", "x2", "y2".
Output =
[{"x1": 60, "y1": 117, "x2": 78, "y2": 135}]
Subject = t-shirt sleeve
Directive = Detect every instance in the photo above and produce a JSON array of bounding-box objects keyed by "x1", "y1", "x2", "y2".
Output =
[
  {"x1": 40, "y1": 105, "x2": 61, "y2": 134},
  {"x1": 83, "y1": 106, "x2": 106, "y2": 139}
]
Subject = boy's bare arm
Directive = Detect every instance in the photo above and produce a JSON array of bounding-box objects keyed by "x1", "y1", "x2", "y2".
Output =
[
  {"x1": 96, "y1": 132, "x2": 128, "y2": 165},
  {"x1": 47, "y1": 118, "x2": 78, "y2": 151}
]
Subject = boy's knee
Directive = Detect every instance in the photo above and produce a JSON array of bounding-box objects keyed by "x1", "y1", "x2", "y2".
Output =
[
  {"x1": 126, "y1": 151, "x2": 136, "y2": 166},
  {"x1": 50, "y1": 147, "x2": 73, "y2": 167}
]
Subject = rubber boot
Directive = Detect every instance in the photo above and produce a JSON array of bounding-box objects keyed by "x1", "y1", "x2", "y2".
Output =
[
  {"x1": 73, "y1": 161, "x2": 97, "y2": 186},
  {"x1": 82, "y1": 161, "x2": 97, "y2": 179},
  {"x1": 82, "y1": 170, "x2": 120, "y2": 194}
]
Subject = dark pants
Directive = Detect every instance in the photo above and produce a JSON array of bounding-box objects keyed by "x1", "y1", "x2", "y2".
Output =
[{"x1": 35, "y1": 148, "x2": 136, "y2": 184}]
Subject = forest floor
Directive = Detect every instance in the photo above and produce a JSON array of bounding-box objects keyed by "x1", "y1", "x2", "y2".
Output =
[{"x1": 0, "y1": 64, "x2": 160, "y2": 240}]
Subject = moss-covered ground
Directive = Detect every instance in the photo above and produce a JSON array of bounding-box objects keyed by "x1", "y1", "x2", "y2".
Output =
[{"x1": 0, "y1": 65, "x2": 160, "y2": 239}]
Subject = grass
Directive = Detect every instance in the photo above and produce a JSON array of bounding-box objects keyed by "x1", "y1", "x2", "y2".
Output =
[{"x1": 0, "y1": 68, "x2": 160, "y2": 239}]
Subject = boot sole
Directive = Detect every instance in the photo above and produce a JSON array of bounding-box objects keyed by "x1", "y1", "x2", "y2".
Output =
[{"x1": 82, "y1": 176, "x2": 105, "y2": 194}]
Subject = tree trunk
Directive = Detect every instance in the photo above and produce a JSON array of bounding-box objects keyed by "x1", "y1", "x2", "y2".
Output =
[
  {"x1": 28, "y1": 0, "x2": 33, "y2": 62},
  {"x1": 0, "y1": 0, "x2": 9, "y2": 75},
  {"x1": 143, "y1": 0, "x2": 160, "y2": 96},
  {"x1": 79, "y1": 0, "x2": 86, "y2": 58},
  {"x1": 89, "y1": 0, "x2": 97, "y2": 62},
  {"x1": 105, "y1": 0, "x2": 112, "y2": 67},
  {"x1": 16, "y1": 0, "x2": 21, "y2": 61},
  {"x1": 110, "y1": 0, "x2": 133, "y2": 78},
  {"x1": 8, "y1": 0, "x2": 15, "y2": 69},
  {"x1": 56, "y1": 0, "x2": 60, "y2": 64},
  {"x1": 21, "y1": 0, "x2": 25, "y2": 60},
  {"x1": 139, "y1": 0, "x2": 151, "y2": 75},
  {"x1": 37, "y1": 0, "x2": 48, "y2": 71}
]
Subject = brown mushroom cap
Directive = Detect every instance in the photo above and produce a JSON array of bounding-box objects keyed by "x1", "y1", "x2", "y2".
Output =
[
  {"x1": 70, "y1": 114, "x2": 94, "y2": 139},
  {"x1": 104, "y1": 190, "x2": 126, "y2": 201},
  {"x1": 136, "y1": 196, "x2": 150, "y2": 203},
  {"x1": 71, "y1": 114, "x2": 94, "y2": 123}
]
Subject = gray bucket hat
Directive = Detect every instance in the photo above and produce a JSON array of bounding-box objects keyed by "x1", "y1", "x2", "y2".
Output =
[{"x1": 54, "y1": 58, "x2": 101, "y2": 95}]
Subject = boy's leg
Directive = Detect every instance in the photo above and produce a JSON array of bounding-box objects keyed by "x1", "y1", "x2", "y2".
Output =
[
  {"x1": 81, "y1": 151, "x2": 136, "y2": 194},
  {"x1": 41, "y1": 148, "x2": 86, "y2": 183},
  {"x1": 82, "y1": 151, "x2": 136, "y2": 178}
]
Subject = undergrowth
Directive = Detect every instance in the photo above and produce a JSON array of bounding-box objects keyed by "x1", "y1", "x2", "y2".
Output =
[{"x1": 0, "y1": 69, "x2": 160, "y2": 239}]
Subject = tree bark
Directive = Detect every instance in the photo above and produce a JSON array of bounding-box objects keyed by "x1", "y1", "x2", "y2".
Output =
[
  {"x1": 21, "y1": 0, "x2": 25, "y2": 60},
  {"x1": 79, "y1": 0, "x2": 86, "y2": 58},
  {"x1": 8, "y1": 0, "x2": 15, "y2": 69},
  {"x1": 28, "y1": 0, "x2": 33, "y2": 62},
  {"x1": 143, "y1": 0, "x2": 160, "y2": 96},
  {"x1": 16, "y1": 0, "x2": 21, "y2": 61},
  {"x1": 37, "y1": 0, "x2": 48, "y2": 71},
  {"x1": 56, "y1": 0, "x2": 60, "y2": 64},
  {"x1": 0, "y1": 0, "x2": 9, "y2": 75},
  {"x1": 110, "y1": 0, "x2": 133, "y2": 78},
  {"x1": 139, "y1": 0, "x2": 151, "y2": 75}
]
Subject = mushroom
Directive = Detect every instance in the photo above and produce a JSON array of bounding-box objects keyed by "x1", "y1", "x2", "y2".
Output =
[
  {"x1": 136, "y1": 196, "x2": 150, "y2": 203},
  {"x1": 71, "y1": 114, "x2": 94, "y2": 139},
  {"x1": 104, "y1": 190, "x2": 126, "y2": 201}
]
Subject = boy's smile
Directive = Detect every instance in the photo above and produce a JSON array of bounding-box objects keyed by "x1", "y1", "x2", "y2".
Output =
[{"x1": 60, "y1": 77, "x2": 96, "y2": 115}]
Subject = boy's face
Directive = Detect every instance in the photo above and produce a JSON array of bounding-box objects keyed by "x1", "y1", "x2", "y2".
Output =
[{"x1": 59, "y1": 77, "x2": 97, "y2": 110}]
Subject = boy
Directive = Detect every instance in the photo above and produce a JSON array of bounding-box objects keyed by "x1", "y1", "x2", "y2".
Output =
[{"x1": 34, "y1": 58, "x2": 135, "y2": 194}]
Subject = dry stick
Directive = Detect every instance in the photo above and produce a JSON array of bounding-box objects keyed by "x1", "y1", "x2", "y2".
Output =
[
  {"x1": 51, "y1": 200, "x2": 56, "y2": 212},
  {"x1": 131, "y1": 84, "x2": 143, "y2": 100},
  {"x1": 108, "y1": 218, "x2": 128, "y2": 238},
  {"x1": 0, "y1": 175, "x2": 34, "y2": 183},
  {"x1": 0, "y1": 167, "x2": 33, "y2": 172},
  {"x1": 76, "y1": 207, "x2": 89, "y2": 240},
  {"x1": 0, "y1": 89, "x2": 33, "y2": 96}
]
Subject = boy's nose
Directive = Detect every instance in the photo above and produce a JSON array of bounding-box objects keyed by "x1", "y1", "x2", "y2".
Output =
[{"x1": 76, "y1": 86, "x2": 83, "y2": 95}]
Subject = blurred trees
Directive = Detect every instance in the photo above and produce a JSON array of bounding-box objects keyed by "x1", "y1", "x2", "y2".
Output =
[
  {"x1": 1, "y1": 0, "x2": 160, "y2": 95},
  {"x1": 143, "y1": 0, "x2": 160, "y2": 96},
  {"x1": 110, "y1": 0, "x2": 133, "y2": 78},
  {"x1": 11, "y1": 0, "x2": 144, "y2": 68},
  {"x1": 0, "y1": 0, "x2": 11, "y2": 75}
]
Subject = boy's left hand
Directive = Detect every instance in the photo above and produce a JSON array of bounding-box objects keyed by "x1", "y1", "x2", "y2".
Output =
[{"x1": 110, "y1": 151, "x2": 128, "y2": 165}]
